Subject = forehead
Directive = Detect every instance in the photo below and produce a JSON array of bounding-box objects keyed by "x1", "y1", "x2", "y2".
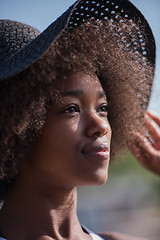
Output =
[{"x1": 57, "y1": 71, "x2": 104, "y2": 92}]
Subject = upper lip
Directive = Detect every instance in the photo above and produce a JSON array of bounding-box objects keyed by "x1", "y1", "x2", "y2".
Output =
[{"x1": 81, "y1": 143, "x2": 109, "y2": 154}]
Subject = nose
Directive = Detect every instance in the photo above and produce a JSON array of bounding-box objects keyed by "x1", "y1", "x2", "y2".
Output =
[{"x1": 86, "y1": 111, "x2": 110, "y2": 138}]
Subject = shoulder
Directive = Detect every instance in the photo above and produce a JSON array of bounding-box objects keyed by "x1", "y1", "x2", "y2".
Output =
[{"x1": 99, "y1": 232, "x2": 149, "y2": 240}]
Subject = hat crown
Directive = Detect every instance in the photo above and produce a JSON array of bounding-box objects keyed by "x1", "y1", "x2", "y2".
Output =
[{"x1": 0, "y1": 20, "x2": 40, "y2": 62}]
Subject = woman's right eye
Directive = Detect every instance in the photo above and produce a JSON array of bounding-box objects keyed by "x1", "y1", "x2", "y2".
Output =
[{"x1": 62, "y1": 105, "x2": 80, "y2": 114}]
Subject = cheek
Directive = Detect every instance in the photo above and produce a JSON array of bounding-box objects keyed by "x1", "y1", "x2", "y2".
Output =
[
  {"x1": 109, "y1": 126, "x2": 112, "y2": 142},
  {"x1": 42, "y1": 119, "x2": 80, "y2": 156},
  {"x1": 107, "y1": 121, "x2": 112, "y2": 144}
]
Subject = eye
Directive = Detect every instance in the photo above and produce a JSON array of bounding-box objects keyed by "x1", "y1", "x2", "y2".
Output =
[
  {"x1": 62, "y1": 104, "x2": 80, "y2": 114},
  {"x1": 97, "y1": 103, "x2": 109, "y2": 113}
]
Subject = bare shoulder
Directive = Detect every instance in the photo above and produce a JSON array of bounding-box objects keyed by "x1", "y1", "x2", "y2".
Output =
[{"x1": 99, "y1": 232, "x2": 149, "y2": 240}]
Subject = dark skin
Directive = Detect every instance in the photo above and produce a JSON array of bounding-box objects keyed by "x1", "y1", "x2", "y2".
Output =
[
  {"x1": 0, "y1": 72, "x2": 149, "y2": 240},
  {"x1": 0, "y1": 72, "x2": 112, "y2": 240},
  {"x1": 129, "y1": 111, "x2": 160, "y2": 175}
]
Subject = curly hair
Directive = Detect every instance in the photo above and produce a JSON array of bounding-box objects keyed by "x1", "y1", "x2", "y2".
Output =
[{"x1": 0, "y1": 16, "x2": 154, "y2": 199}]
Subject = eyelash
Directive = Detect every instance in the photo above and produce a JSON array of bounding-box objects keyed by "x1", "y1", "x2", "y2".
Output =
[
  {"x1": 62, "y1": 103, "x2": 108, "y2": 114},
  {"x1": 98, "y1": 104, "x2": 109, "y2": 113},
  {"x1": 62, "y1": 104, "x2": 80, "y2": 114}
]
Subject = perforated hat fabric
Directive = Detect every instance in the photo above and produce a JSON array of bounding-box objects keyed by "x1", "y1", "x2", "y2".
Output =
[{"x1": 0, "y1": 0, "x2": 155, "y2": 81}]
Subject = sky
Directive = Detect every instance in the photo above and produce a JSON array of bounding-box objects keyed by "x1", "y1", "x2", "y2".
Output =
[{"x1": 1, "y1": 0, "x2": 160, "y2": 113}]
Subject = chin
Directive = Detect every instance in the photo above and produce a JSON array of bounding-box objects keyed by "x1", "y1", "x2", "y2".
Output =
[
  {"x1": 92, "y1": 165, "x2": 109, "y2": 185},
  {"x1": 80, "y1": 169, "x2": 109, "y2": 186},
  {"x1": 93, "y1": 172, "x2": 108, "y2": 186}
]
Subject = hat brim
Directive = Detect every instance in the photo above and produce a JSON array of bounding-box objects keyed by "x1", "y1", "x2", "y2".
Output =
[{"x1": 0, "y1": 0, "x2": 155, "y2": 81}]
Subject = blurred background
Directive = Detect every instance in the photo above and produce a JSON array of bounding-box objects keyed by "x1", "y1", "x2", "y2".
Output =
[{"x1": 1, "y1": 0, "x2": 160, "y2": 239}]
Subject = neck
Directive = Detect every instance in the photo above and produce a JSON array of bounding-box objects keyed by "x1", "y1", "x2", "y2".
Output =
[{"x1": 0, "y1": 164, "x2": 89, "y2": 240}]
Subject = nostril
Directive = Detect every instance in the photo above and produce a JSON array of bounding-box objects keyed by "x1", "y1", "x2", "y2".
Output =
[
  {"x1": 95, "y1": 129, "x2": 108, "y2": 136},
  {"x1": 87, "y1": 127, "x2": 109, "y2": 138},
  {"x1": 94, "y1": 131, "x2": 101, "y2": 137}
]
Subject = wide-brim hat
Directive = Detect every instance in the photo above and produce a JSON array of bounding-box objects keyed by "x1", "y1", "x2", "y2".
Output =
[
  {"x1": 0, "y1": 0, "x2": 155, "y2": 81},
  {"x1": 0, "y1": 0, "x2": 156, "y2": 158}
]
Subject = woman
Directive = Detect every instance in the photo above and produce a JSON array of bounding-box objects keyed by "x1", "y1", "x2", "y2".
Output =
[{"x1": 0, "y1": 0, "x2": 155, "y2": 239}]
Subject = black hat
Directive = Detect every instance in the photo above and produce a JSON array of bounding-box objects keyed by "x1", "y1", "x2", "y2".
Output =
[{"x1": 0, "y1": 0, "x2": 155, "y2": 81}]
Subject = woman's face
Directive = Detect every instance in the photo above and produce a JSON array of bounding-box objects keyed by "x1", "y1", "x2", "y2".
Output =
[{"x1": 31, "y1": 72, "x2": 112, "y2": 187}]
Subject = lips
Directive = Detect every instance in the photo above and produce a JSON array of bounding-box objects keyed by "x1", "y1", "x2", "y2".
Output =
[{"x1": 81, "y1": 143, "x2": 110, "y2": 160}]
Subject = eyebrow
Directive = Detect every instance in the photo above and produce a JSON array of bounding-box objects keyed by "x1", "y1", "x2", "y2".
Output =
[
  {"x1": 60, "y1": 90, "x2": 106, "y2": 98},
  {"x1": 61, "y1": 90, "x2": 84, "y2": 97},
  {"x1": 98, "y1": 91, "x2": 106, "y2": 98}
]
